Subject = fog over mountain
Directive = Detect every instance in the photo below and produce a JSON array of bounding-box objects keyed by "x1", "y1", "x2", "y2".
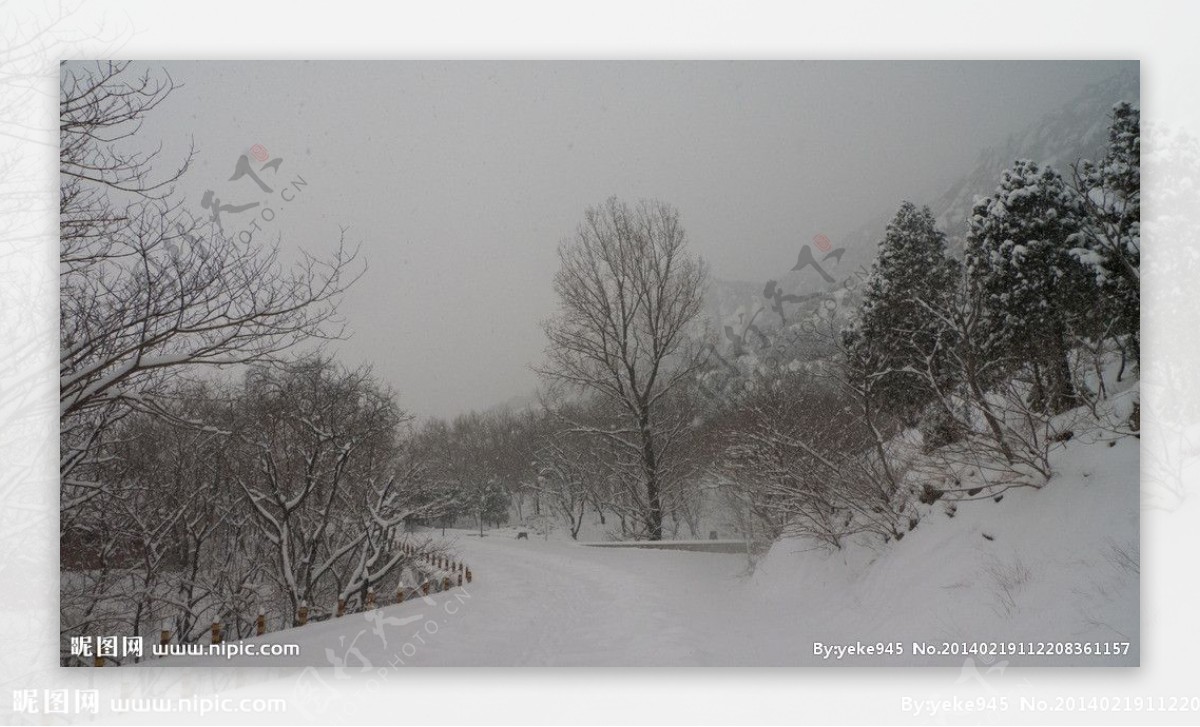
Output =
[
  {"x1": 707, "y1": 66, "x2": 1139, "y2": 339},
  {"x1": 115, "y1": 61, "x2": 1135, "y2": 418}
]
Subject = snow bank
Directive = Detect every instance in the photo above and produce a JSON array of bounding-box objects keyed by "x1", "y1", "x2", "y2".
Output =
[{"x1": 747, "y1": 406, "x2": 1139, "y2": 666}]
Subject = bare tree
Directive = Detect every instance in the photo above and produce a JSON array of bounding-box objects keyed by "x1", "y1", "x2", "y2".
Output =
[
  {"x1": 539, "y1": 198, "x2": 709, "y2": 540},
  {"x1": 59, "y1": 62, "x2": 360, "y2": 518},
  {"x1": 907, "y1": 281, "x2": 1065, "y2": 486},
  {"x1": 710, "y1": 372, "x2": 914, "y2": 549},
  {"x1": 416, "y1": 412, "x2": 513, "y2": 537},
  {"x1": 231, "y1": 358, "x2": 436, "y2": 621},
  {"x1": 59, "y1": 380, "x2": 249, "y2": 659},
  {"x1": 533, "y1": 415, "x2": 612, "y2": 539}
]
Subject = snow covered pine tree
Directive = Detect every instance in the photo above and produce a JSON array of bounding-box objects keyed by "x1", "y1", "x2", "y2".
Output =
[
  {"x1": 965, "y1": 160, "x2": 1100, "y2": 414},
  {"x1": 1072, "y1": 102, "x2": 1141, "y2": 365},
  {"x1": 842, "y1": 201, "x2": 959, "y2": 424}
]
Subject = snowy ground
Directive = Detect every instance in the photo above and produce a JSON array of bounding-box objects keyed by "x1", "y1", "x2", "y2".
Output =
[
  {"x1": 162, "y1": 529, "x2": 757, "y2": 667},
  {"x1": 154, "y1": 438, "x2": 1134, "y2": 668},
  {"x1": 750, "y1": 430, "x2": 1139, "y2": 666},
  {"x1": 145, "y1": 393, "x2": 1138, "y2": 668}
]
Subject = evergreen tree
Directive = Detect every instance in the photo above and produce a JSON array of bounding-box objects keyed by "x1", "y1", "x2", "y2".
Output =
[
  {"x1": 1072, "y1": 102, "x2": 1140, "y2": 361},
  {"x1": 843, "y1": 202, "x2": 959, "y2": 423},
  {"x1": 965, "y1": 160, "x2": 1097, "y2": 414}
]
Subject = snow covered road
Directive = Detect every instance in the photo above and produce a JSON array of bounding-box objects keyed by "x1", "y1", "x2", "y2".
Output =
[{"x1": 186, "y1": 531, "x2": 764, "y2": 667}]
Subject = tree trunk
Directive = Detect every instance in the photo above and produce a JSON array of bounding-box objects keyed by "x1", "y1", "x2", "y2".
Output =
[
  {"x1": 861, "y1": 392, "x2": 899, "y2": 498},
  {"x1": 639, "y1": 413, "x2": 664, "y2": 541},
  {"x1": 965, "y1": 359, "x2": 1014, "y2": 464},
  {"x1": 1116, "y1": 341, "x2": 1127, "y2": 382},
  {"x1": 1046, "y1": 324, "x2": 1078, "y2": 414},
  {"x1": 646, "y1": 482, "x2": 663, "y2": 540}
]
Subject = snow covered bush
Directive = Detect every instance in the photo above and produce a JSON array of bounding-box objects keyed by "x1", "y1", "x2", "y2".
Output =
[{"x1": 709, "y1": 372, "x2": 915, "y2": 549}]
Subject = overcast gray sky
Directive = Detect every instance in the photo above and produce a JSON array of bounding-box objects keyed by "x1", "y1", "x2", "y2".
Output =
[{"x1": 117, "y1": 60, "x2": 1132, "y2": 419}]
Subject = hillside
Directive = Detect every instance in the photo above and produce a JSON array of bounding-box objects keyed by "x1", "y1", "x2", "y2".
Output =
[{"x1": 746, "y1": 385, "x2": 1140, "y2": 665}]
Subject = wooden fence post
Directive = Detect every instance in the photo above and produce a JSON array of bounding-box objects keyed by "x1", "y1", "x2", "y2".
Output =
[
  {"x1": 256, "y1": 611, "x2": 266, "y2": 636},
  {"x1": 337, "y1": 597, "x2": 346, "y2": 617},
  {"x1": 211, "y1": 622, "x2": 221, "y2": 645},
  {"x1": 298, "y1": 602, "x2": 309, "y2": 626},
  {"x1": 366, "y1": 588, "x2": 376, "y2": 610}
]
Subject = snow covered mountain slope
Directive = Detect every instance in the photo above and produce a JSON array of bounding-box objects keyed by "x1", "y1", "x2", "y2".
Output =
[
  {"x1": 746, "y1": 398, "x2": 1140, "y2": 666},
  {"x1": 929, "y1": 65, "x2": 1138, "y2": 243}
]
